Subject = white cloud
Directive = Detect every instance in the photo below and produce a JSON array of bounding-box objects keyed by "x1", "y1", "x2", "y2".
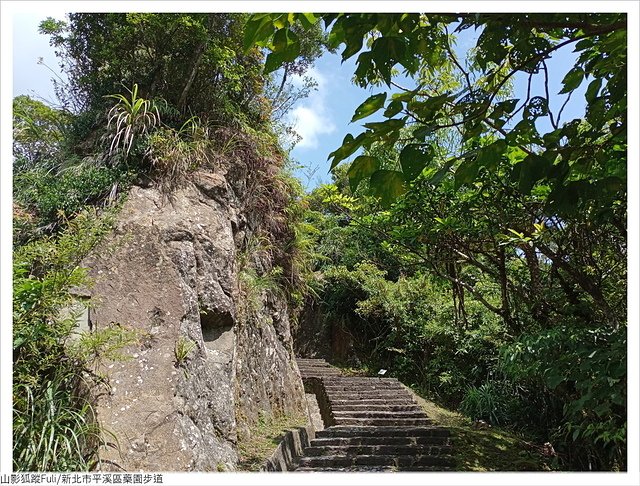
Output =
[{"x1": 286, "y1": 67, "x2": 335, "y2": 149}]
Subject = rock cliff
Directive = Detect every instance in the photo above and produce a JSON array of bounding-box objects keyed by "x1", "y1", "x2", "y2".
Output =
[{"x1": 85, "y1": 161, "x2": 307, "y2": 471}]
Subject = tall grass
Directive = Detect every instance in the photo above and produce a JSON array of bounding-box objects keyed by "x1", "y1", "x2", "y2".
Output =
[{"x1": 13, "y1": 368, "x2": 103, "y2": 471}]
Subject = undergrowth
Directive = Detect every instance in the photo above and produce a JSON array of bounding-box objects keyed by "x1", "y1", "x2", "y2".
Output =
[
  {"x1": 236, "y1": 411, "x2": 308, "y2": 471},
  {"x1": 13, "y1": 209, "x2": 138, "y2": 471}
]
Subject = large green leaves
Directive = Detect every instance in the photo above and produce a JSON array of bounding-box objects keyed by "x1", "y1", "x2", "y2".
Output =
[
  {"x1": 347, "y1": 156, "x2": 379, "y2": 192},
  {"x1": 369, "y1": 170, "x2": 406, "y2": 207},
  {"x1": 244, "y1": 12, "x2": 627, "y2": 213},
  {"x1": 516, "y1": 153, "x2": 552, "y2": 194},
  {"x1": 264, "y1": 28, "x2": 301, "y2": 73},
  {"x1": 559, "y1": 66, "x2": 585, "y2": 94},
  {"x1": 351, "y1": 93, "x2": 387, "y2": 122},
  {"x1": 328, "y1": 132, "x2": 368, "y2": 169},
  {"x1": 399, "y1": 144, "x2": 433, "y2": 181}
]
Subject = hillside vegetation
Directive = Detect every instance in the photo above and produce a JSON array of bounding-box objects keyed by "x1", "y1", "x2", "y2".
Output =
[{"x1": 12, "y1": 12, "x2": 626, "y2": 472}]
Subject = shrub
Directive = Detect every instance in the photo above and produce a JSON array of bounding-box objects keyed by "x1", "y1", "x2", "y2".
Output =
[
  {"x1": 13, "y1": 209, "x2": 136, "y2": 471},
  {"x1": 13, "y1": 164, "x2": 135, "y2": 237}
]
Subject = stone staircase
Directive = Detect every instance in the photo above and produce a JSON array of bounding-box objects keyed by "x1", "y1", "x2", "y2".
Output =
[{"x1": 294, "y1": 358, "x2": 455, "y2": 471}]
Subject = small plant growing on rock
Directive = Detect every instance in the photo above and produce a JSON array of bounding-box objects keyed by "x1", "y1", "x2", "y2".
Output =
[
  {"x1": 174, "y1": 336, "x2": 196, "y2": 366},
  {"x1": 105, "y1": 83, "x2": 159, "y2": 160}
]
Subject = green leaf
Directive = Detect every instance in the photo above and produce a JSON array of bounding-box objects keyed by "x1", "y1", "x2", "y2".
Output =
[
  {"x1": 399, "y1": 144, "x2": 432, "y2": 181},
  {"x1": 297, "y1": 13, "x2": 318, "y2": 29},
  {"x1": 371, "y1": 36, "x2": 406, "y2": 84},
  {"x1": 369, "y1": 170, "x2": 407, "y2": 207},
  {"x1": 547, "y1": 374, "x2": 565, "y2": 389},
  {"x1": 263, "y1": 28, "x2": 301, "y2": 74},
  {"x1": 362, "y1": 118, "x2": 405, "y2": 135},
  {"x1": 384, "y1": 99, "x2": 403, "y2": 118},
  {"x1": 454, "y1": 156, "x2": 479, "y2": 189},
  {"x1": 518, "y1": 153, "x2": 552, "y2": 194},
  {"x1": 476, "y1": 139, "x2": 507, "y2": 171},
  {"x1": 264, "y1": 51, "x2": 289, "y2": 74},
  {"x1": 391, "y1": 90, "x2": 417, "y2": 102},
  {"x1": 351, "y1": 93, "x2": 387, "y2": 122},
  {"x1": 243, "y1": 16, "x2": 275, "y2": 51},
  {"x1": 585, "y1": 78, "x2": 603, "y2": 103},
  {"x1": 559, "y1": 66, "x2": 585, "y2": 94},
  {"x1": 489, "y1": 98, "x2": 519, "y2": 120},
  {"x1": 429, "y1": 160, "x2": 454, "y2": 186},
  {"x1": 272, "y1": 27, "x2": 300, "y2": 54},
  {"x1": 347, "y1": 156, "x2": 379, "y2": 192},
  {"x1": 523, "y1": 96, "x2": 549, "y2": 120},
  {"x1": 328, "y1": 132, "x2": 368, "y2": 169},
  {"x1": 327, "y1": 20, "x2": 345, "y2": 50}
]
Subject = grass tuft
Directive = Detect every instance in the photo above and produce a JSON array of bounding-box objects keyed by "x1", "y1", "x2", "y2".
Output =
[{"x1": 236, "y1": 412, "x2": 307, "y2": 471}]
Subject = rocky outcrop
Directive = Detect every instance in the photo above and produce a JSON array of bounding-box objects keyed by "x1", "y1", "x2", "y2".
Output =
[{"x1": 85, "y1": 170, "x2": 306, "y2": 471}]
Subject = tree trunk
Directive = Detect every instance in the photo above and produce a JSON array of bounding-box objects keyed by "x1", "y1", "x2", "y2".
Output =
[{"x1": 177, "y1": 44, "x2": 207, "y2": 113}]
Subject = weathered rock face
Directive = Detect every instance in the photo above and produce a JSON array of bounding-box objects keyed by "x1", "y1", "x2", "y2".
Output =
[
  {"x1": 85, "y1": 171, "x2": 306, "y2": 471},
  {"x1": 294, "y1": 300, "x2": 357, "y2": 365}
]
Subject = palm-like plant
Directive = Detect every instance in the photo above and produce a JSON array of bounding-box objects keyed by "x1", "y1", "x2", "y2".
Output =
[{"x1": 105, "y1": 84, "x2": 159, "y2": 160}]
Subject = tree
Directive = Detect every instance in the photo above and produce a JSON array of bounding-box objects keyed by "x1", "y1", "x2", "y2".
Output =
[
  {"x1": 247, "y1": 13, "x2": 627, "y2": 470},
  {"x1": 13, "y1": 95, "x2": 69, "y2": 172},
  {"x1": 245, "y1": 13, "x2": 626, "y2": 217},
  {"x1": 39, "y1": 13, "x2": 267, "y2": 124}
]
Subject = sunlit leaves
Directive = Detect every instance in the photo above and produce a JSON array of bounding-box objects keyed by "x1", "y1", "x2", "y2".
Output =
[
  {"x1": 328, "y1": 133, "x2": 368, "y2": 169},
  {"x1": 244, "y1": 12, "x2": 627, "y2": 212},
  {"x1": 243, "y1": 15, "x2": 275, "y2": 50},
  {"x1": 105, "y1": 83, "x2": 160, "y2": 160},
  {"x1": 264, "y1": 28, "x2": 301, "y2": 73},
  {"x1": 369, "y1": 169, "x2": 406, "y2": 207},
  {"x1": 351, "y1": 93, "x2": 387, "y2": 122},
  {"x1": 345, "y1": 156, "x2": 377, "y2": 192},
  {"x1": 559, "y1": 66, "x2": 585, "y2": 94},
  {"x1": 384, "y1": 99, "x2": 404, "y2": 118}
]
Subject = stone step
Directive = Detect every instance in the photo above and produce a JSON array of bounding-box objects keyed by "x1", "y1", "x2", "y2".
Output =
[
  {"x1": 332, "y1": 410, "x2": 427, "y2": 419},
  {"x1": 310, "y1": 435, "x2": 451, "y2": 448},
  {"x1": 303, "y1": 444, "x2": 453, "y2": 457},
  {"x1": 331, "y1": 404, "x2": 423, "y2": 412},
  {"x1": 322, "y1": 377, "x2": 399, "y2": 382},
  {"x1": 297, "y1": 454, "x2": 455, "y2": 469},
  {"x1": 300, "y1": 369, "x2": 340, "y2": 378},
  {"x1": 326, "y1": 387, "x2": 412, "y2": 395},
  {"x1": 334, "y1": 417, "x2": 433, "y2": 427},
  {"x1": 294, "y1": 466, "x2": 397, "y2": 472},
  {"x1": 301, "y1": 375, "x2": 342, "y2": 379},
  {"x1": 316, "y1": 426, "x2": 450, "y2": 438},
  {"x1": 324, "y1": 384, "x2": 405, "y2": 391},
  {"x1": 298, "y1": 365, "x2": 340, "y2": 370},
  {"x1": 326, "y1": 392, "x2": 414, "y2": 400},
  {"x1": 297, "y1": 364, "x2": 335, "y2": 368},
  {"x1": 297, "y1": 364, "x2": 338, "y2": 368},
  {"x1": 330, "y1": 398, "x2": 414, "y2": 406}
]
